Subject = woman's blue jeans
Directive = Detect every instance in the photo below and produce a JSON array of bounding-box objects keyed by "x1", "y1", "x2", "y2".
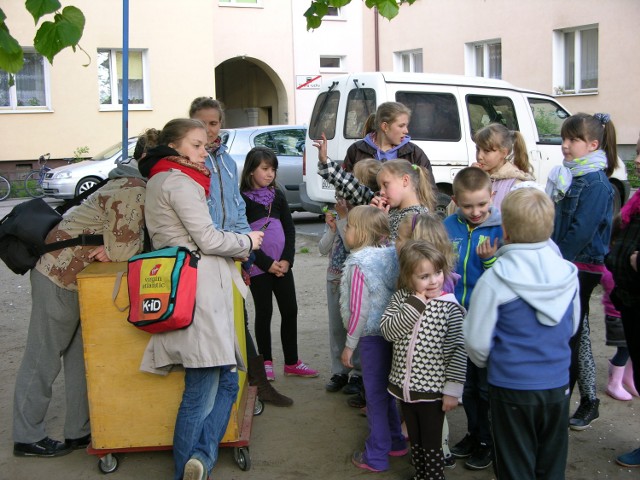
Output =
[{"x1": 173, "y1": 366, "x2": 239, "y2": 480}]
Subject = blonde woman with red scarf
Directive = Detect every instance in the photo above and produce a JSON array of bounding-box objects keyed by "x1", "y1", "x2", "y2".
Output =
[{"x1": 138, "y1": 118, "x2": 264, "y2": 480}]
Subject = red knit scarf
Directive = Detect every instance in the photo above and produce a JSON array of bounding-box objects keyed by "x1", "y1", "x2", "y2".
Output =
[{"x1": 149, "y1": 156, "x2": 211, "y2": 196}]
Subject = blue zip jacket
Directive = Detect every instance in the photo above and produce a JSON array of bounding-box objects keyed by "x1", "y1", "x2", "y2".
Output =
[
  {"x1": 464, "y1": 242, "x2": 580, "y2": 390},
  {"x1": 444, "y1": 207, "x2": 503, "y2": 309},
  {"x1": 551, "y1": 170, "x2": 613, "y2": 264},
  {"x1": 205, "y1": 143, "x2": 250, "y2": 234}
]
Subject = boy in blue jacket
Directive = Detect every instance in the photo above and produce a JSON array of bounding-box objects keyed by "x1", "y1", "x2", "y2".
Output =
[
  {"x1": 444, "y1": 166, "x2": 502, "y2": 470},
  {"x1": 464, "y1": 187, "x2": 579, "y2": 479}
]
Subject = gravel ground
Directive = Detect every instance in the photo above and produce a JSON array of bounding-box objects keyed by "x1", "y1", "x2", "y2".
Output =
[{"x1": 1, "y1": 234, "x2": 639, "y2": 479}]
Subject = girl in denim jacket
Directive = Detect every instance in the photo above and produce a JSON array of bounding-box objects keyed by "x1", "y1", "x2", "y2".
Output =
[{"x1": 547, "y1": 112, "x2": 618, "y2": 431}]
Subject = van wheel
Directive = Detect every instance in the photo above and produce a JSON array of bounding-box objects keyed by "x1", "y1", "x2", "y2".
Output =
[{"x1": 435, "y1": 192, "x2": 452, "y2": 219}]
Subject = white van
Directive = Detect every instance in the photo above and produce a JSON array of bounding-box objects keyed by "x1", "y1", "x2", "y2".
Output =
[{"x1": 300, "y1": 72, "x2": 629, "y2": 214}]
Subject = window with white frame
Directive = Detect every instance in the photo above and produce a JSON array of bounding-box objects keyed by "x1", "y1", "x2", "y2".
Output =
[
  {"x1": 97, "y1": 49, "x2": 149, "y2": 109},
  {"x1": 0, "y1": 50, "x2": 49, "y2": 111},
  {"x1": 219, "y1": 0, "x2": 262, "y2": 6},
  {"x1": 320, "y1": 56, "x2": 344, "y2": 72},
  {"x1": 553, "y1": 25, "x2": 598, "y2": 94},
  {"x1": 465, "y1": 40, "x2": 502, "y2": 79},
  {"x1": 395, "y1": 50, "x2": 423, "y2": 73}
]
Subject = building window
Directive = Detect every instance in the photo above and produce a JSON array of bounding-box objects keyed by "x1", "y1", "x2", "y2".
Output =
[
  {"x1": 98, "y1": 49, "x2": 149, "y2": 109},
  {"x1": 466, "y1": 40, "x2": 502, "y2": 79},
  {"x1": 320, "y1": 56, "x2": 344, "y2": 72},
  {"x1": 394, "y1": 50, "x2": 423, "y2": 73},
  {"x1": 0, "y1": 50, "x2": 49, "y2": 111},
  {"x1": 553, "y1": 25, "x2": 598, "y2": 94},
  {"x1": 219, "y1": 0, "x2": 262, "y2": 6}
]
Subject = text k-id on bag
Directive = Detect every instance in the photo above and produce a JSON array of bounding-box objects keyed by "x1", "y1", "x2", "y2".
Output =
[{"x1": 126, "y1": 246, "x2": 200, "y2": 333}]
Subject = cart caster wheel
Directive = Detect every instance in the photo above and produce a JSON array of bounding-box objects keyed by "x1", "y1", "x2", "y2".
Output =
[
  {"x1": 233, "y1": 447, "x2": 251, "y2": 471},
  {"x1": 98, "y1": 453, "x2": 119, "y2": 474},
  {"x1": 253, "y1": 398, "x2": 264, "y2": 416}
]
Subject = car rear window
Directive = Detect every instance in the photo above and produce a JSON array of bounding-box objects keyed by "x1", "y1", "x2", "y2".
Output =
[
  {"x1": 254, "y1": 129, "x2": 307, "y2": 156},
  {"x1": 308, "y1": 90, "x2": 340, "y2": 140},
  {"x1": 344, "y1": 88, "x2": 376, "y2": 139}
]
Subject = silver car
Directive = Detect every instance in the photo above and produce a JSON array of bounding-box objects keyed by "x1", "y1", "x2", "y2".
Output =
[
  {"x1": 221, "y1": 125, "x2": 306, "y2": 211},
  {"x1": 43, "y1": 138, "x2": 138, "y2": 198}
]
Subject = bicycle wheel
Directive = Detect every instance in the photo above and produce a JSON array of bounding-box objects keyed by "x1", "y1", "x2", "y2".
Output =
[
  {"x1": 25, "y1": 170, "x2": 45, "y2": 198},
  {"x1": 0, "y1": 175, "x2": 10, "y2": 201}
]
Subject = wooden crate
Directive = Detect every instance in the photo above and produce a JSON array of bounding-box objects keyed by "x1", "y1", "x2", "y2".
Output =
[{"x1": 77, "y1": 262, "x2": 247, "y2": 450}]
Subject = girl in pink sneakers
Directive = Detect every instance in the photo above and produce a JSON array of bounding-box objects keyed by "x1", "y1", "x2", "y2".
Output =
[
  {"x1": 240, "y1": 147, "x2": 318, "y2": 381},
  {"x1": 340, "y1": 206, "x2": 407, "y2": 472}
]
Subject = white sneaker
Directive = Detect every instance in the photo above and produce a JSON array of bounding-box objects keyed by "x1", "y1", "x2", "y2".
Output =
[{"x1": 183, "y1": 457, "x2": 206, "y2": 480}]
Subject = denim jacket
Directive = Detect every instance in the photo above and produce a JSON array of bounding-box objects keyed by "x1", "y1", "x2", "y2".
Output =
[
  {"x1": 205, "y1": 144, "x2": 250, "y2": 234},
  {"x1": 551, "y1": 170, "x2": 613, "y2": 265}
]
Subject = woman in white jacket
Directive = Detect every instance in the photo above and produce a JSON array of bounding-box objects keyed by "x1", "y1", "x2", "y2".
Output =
[{"x1": 138, "y1": 119, "x2": 263, "y2": 480}]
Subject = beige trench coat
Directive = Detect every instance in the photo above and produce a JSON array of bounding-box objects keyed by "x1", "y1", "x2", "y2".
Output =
[{"x1": 140, "y1": 170, "x2": 251, "y2": 375}]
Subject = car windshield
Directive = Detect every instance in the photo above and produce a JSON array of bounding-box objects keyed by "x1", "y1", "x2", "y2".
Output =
[{"x1": 90, "y1": 140, "x2": 136, "y2": 162}]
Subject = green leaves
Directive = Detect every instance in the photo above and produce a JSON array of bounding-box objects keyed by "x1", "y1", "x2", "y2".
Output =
[
  {"x1": 26, "y1": 0, "x2": 61, "y2": 24},
  {"x1": 0, "y1": 14, "x2": 24, "y2": 75},
  {"x1": 34, "y1": 7, "x2": 85, "y2": 63},
  {"x1": 0, "y1": 3, "x2": 85, "y2": 74},
  {"x1": 305, "y1": 0, "x2": 417, "y2": 30}
]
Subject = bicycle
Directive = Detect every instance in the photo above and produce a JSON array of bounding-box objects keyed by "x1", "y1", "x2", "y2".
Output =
[
  {"x1": 24, "y1": 153, "x2": 51, "y2": 198},
  {"x1": 0, "y1": 173, "x2": 10, "y2": 201}
]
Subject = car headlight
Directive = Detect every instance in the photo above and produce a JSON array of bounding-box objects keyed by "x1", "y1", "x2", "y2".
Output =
[{"x1": 53, "y1": 171, "x2": 72, "y2": 179}]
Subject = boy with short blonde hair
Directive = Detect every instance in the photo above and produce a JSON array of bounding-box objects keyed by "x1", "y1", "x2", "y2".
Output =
[
  {"x1": 464, "y1": 187, "x2": 579, "y2": 479},
  {"x1": 500, "y1": 187, "x2": 555, "y2": 244}
]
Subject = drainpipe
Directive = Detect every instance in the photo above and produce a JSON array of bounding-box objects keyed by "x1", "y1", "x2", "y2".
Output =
[
  {"x1": 374, "y1": 7, "x2": 380, "y2": 71},
  {"x1": 121, "y1": 0, "x2": 129, "y2": 162}
]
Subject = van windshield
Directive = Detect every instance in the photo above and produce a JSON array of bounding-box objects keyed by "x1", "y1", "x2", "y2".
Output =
[{"x1": 396, "y1": 92, "x2": 460, "y2": 141}]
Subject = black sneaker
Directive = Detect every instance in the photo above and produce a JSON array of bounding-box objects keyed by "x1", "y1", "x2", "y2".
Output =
[
  {"x1": 569, "y1": 397, "x2": 600, "y2": 431},
  {"x1": 444, "y1": 454, "x2": 456, "y2": 469},
  {"x1": 325, "y1": 374, "x2": 348, "y2": 392},
  {"x1": 343, "y1": 375, "x2": 363, "y2": 395},
  {"x1": 14, "y1": 437, "x2": 73, "y2": 458},
  {"x1": 464, "y1": 442, "x2": 492, "y2": 470},
  {"x1": 65, "y1": 433, "x2": 91, "y2": 450},
  {"x1": 450, "y1": 433, "x2": 476, "y2": 459},
  {"x1": 347, "y1": 392, "x2": 366, "y2": 408}
]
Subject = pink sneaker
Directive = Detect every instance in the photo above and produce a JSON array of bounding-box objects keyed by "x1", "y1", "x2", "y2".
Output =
[
  {"x1": 283, "y1": 360, "x2": 319, "y2": 378},
  {"x1": 264, "y1": 360, "x2": 275, "y2": 381},
  {"x1": 352, "y1": 451, "x2": 384, "y2": 472}
]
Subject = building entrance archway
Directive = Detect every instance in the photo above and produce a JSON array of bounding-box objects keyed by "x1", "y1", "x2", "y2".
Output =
[{"x1": 215, "y1": 57, "x2": 288, "y2": 128}]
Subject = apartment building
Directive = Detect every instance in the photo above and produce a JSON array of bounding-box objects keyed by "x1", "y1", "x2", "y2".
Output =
[
  {"x1": 2, "y1": 0, "x2": 637, "y2": 167},
  {"x1": 0, "y1": 0, "x2": 361, "y2": 166},
  {"x1": 374, "y1": 0, "x2": 639, "y2": 156}
]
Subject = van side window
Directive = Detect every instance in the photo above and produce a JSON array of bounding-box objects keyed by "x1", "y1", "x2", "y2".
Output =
[
  {"x1": 466, "y1": 95, "x2": 519, "y2": 137},
  {"x1": 344, "y1": 88, "x2": 376, "y2": 139},
  {"x1": 528, "y1": 98, "x2": 570, "y2": 145},
  {"x1": 395, "y1": 91, "x2": 460, "y2": 141},
  {"x1": 309, "y1": 91, "x2": 341, "y2": 140}
]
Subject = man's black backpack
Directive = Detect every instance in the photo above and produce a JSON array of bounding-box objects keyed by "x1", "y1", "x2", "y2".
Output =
[{"x1": 0, "y1": 180, "x2": 109, "y2": 275}]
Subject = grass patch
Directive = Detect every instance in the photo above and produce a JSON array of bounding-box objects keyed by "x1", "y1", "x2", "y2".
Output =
[
  {"x1": 299, "y1": 247, "x2": 310, "y2": 254},
  {"x1": 625, "y1": 160, "x2": 639, "y2": 189}
]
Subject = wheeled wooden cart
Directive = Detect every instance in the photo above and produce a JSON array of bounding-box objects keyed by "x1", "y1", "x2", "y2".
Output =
[{"x1": 77, "y1": 262, "x2": 261, "y2": 474}]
